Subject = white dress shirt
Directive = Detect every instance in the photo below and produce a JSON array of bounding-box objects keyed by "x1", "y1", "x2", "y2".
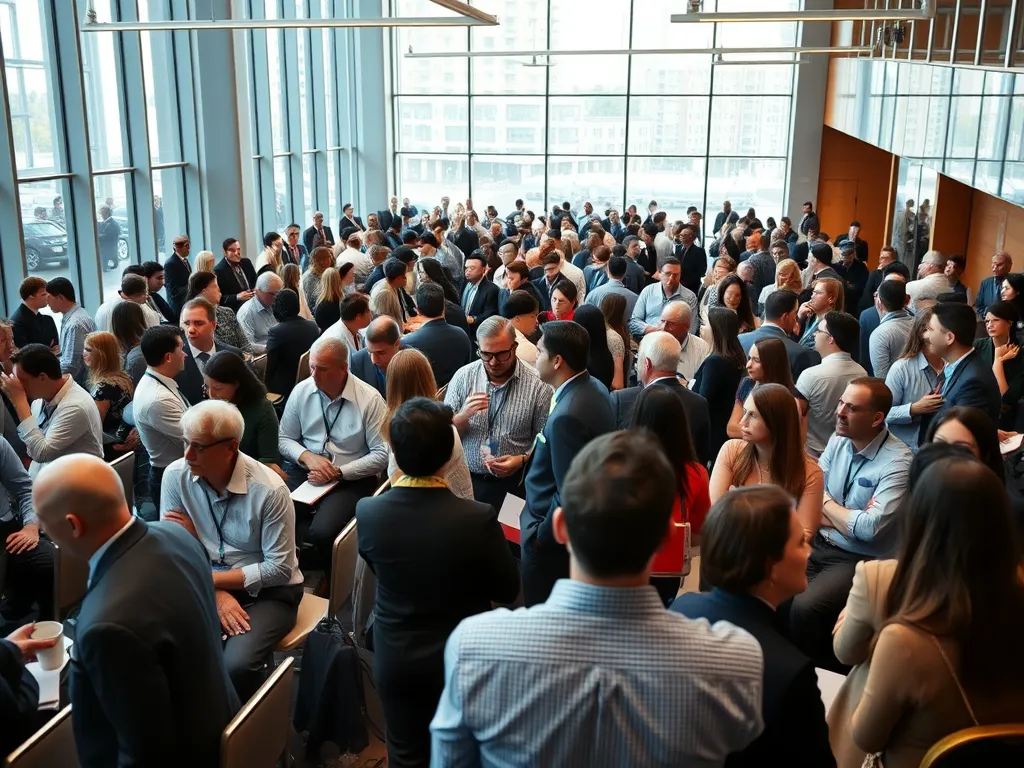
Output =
[
  {"x1": 133, "y1": 369, "x2": 188, "y2": 468},
  {"x1": 677, "y1": 332, "x2": 712, "y2": 381},
  {"x1": 16, "y1": 375, "x2": 104, "y2": 477},
  {"x1": 795, "y1": 352, "x2": 868, "y2": 457},
  {"x1": 323, "y1": 320, "x2": 363, "y2": 357},
  {"x1": 94, "y1": 296, "x2": 163, "y2": 333}
]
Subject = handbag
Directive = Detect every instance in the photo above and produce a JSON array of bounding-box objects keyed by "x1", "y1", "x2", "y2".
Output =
[{"x1": 860, "y1": 635, "x2": 979, "y2": 768}]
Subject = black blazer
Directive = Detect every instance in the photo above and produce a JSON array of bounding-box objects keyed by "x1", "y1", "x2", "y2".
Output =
[
  {"x1": 163, "y1": 253, "x2": 192, "y2": 320},
  {"x1": 611, "y1": 378, "x2": 712, "y2": 466},
  {"x1": 176, "y1": 339, "x2": 243, "y2": 406},
  {"x1": 921, "y1": 349, "x2": 1003, "y2": 436},
  {"x1": 356, "y1": 486, "x2": 519, "y2": 670},
  {"x1": 675, "y1": 243, "x2": 708, "y2": 296},
  {"x1": 10, "y1": 304, "x2": 58, "y2": 350},
  {"x1": 530, "y1": 276, "x2": 554, "y2": 313},
  {"x1": 672, "y1": 589, "x2": 836, "y2": 768},
  {"x1": 523, "y1": 372, "x2": 615, "y2": 547},
  {"x1": 499, "y1": 282, "x2": 545, "y2": 317},
  {"x1": 338, "y1": 215, "x2": 364, "y2": 234},
  {"x1": 266, "y1": 317, "x2": 320, "y2": 400},
  {"x1": 444, "y1": 299, "x2": 469, "y2": 333},
  {"x1": 213, "y1": 257, "x2": 258, "y2": 313},
  {"x1": 150, "y1": 292, "x2": 176, "y2": 324},
  {"x1": 401, "y1": 318, "x2": 473, "y2": 388},
  {"x1": 282, "y1": 243, "x2": 308, "y2": 270},
  {"x1": 738, "y1": 324, "x2": 821, "y2": 382},
  {"x1": 302, "y1": 224, "x2": 335, "y2": 253},
  {"x1": 349, "y1": 347, "x2": 387, "y2": 397},
  {"x1": 463, "y1": 279, "x2": 500, "y2": 342},
  {"x1": 71, "y1": 519, "x2": 239, "y2": 768},
  {"x1": 694, "y1": 354, "x2": 744, "y2": 463}
]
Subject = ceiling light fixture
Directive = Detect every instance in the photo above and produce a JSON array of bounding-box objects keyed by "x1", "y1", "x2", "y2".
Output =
[
  {"x1": 672, "y1": 0, "x2": 934, "y2": 24},
  {"x1": 404, "y1": 45, "x2": 873, "y2": 59}
]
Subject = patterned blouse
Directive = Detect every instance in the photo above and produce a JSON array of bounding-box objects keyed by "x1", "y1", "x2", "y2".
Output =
[{"x1": 215, "y1": 305, "x2": 252, "y2": 354}]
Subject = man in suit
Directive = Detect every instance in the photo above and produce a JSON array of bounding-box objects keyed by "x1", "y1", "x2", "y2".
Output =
[
  {"x1": 142, "y1": 261, "x2": 176, "y2": 323},
  {"x1": 11, "y1": 277, "x2": 59, "y2": 350},
  {"x1": 835, "y1": 220, "x2": 869, "y2": 264},
  {"x1": 282, "y1": 223, "x2": 309, "y2": 269},
  {"x1": 163, "y1": 234, "x2": 193, "y2": 321},
  {"x1": 921, "y1": 301, "x2": 1003, "y2": 433},
  {"x1": 213, "y1": 237, "x2": 257, "y2": 313},
  {"x1": 338, "y1": 203, "x2": 364, "y2": 235},
  {"x1": 858, "y1": 245, "x2": 899, "y2": 316},
  {"x1": 401, "y1": 283, "x2": 471, "y2": 388},
  {"x1": 302, "y1": 211, "x2": 334, "y2": 253},
  {"x1": 674, "y1": 225, "x2": 707, "y2": 296},
  {"x1": 521, "y1": 321, "x2": 615, "y2": 606},
  {"x1": 349, "y1": 316, "x2": 403, "y2": 397},
  {"x1": 177, "y1": 297, "x2": 243, "y2": 405},
  {"x1": 461, "y1": 251, "x2": 500, "y2": 345},
  {"x1": 739, "y1": 290, "x2": 821, "y2": 381},
  {"x1": 34, "y1": 454, "x2": 238, "y2": 768},
  {"x1": 798, "y1": 243, "x2": 843, "y2": 304},
  {"x1": 712, "y1": 200, "x2": 732, "y2": 236},
  {"x1": 798, "y1": 201, "x2": 819, "y2": 236},
  {"x1": 610, "y1": 331, "x2": 711, "y2": 465},
  {"x1": 974, "y1": 250, "x2": 1012, "y2": 319}
]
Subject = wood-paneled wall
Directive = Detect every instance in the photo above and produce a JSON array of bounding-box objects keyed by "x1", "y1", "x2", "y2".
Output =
[{"x1": 965, "y1": 188, "x2": 1024, "y2": 298}]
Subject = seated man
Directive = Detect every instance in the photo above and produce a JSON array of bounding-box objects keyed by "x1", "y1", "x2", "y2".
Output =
[
  {"x1": 279, "y1": 336, "x2": 388, "y2": 573},
  {"x1": 162, "y1": 400, "x2": 303, "y2": 702},
  {"x1": 431, "y1": 430, "x2": 764, "y2": 765},
  {"x1": 235, "y1": 271, "x2": 283, "y2": 354},
  {"x1": 349, "y1": 316, "x2": 403, "y2": 398},
  {"x1": 95, "y1": 273, "x2": 163, "y2": 332},
  {"x1": 0, "y1": 344, "x2": 103, "y2": 478},
  {"x1": 788, "y1": 378, "x2": 912, "y2": 671}
]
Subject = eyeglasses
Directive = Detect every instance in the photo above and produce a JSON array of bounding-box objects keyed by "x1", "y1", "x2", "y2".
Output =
[
  {"x1": 185, "y1": 436, "x2": 233, "y2": 452},
  {"x1": 477, "y1": 344, "x2": 517, "y2": 363}
]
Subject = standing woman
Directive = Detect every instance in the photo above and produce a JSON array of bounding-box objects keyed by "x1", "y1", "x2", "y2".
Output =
[
  {"x1": 694, "y1": 307, "x2": 748, "y2": 464},
  {"x1": 186, "y1": 271, "x2": 252, "y2": 354},
  {"x1": 601, "y1": 293, "x2": 633, "y2": 389},
  {"x1": 798, "y1": 277, "x2": 845, "y2": 349},
  {"x1": 726, "y1": 337, "x2": 798, "y2": 439},
  {"x1": 758, "y1": 258, "x2": 803, "y2": 319},
  {"x1": 281, "y1": 262, "x2": 314, "y2": 321},
  {"x1": 110, "y1": 300, "x2": 149, "y2": 385},
  {"x1": 631, "y1": 384, "x2": 711, "y2": 605},
  {"x1": 698, "y1": 254, "x2": 736, "y2": 330},
  {"x1": 313, "y1": 266, "x2": 347, "y2": 332},
  {"x1": 701, "y1": 274, "x2": 756, "y2": 345},
  {"x1": 83, "y1": 331, "x2": 138, "y2": 460},
  {"x1": 999, "y1": 272, "x2": 1024, "y2": 341},
  {"x1": 382, "y1": 349, "x2": 473, "y2": 499},
  {"x1": 301, "y1": 246, "x2": 334, "y2": 312},
  {"x1": 711, "y1": 383, "x2": 823, "y2": 538},
  {"x1": 974, "y1": 299, "x2": 1024, "y2": 429},
  {"x1": 415, "y1": 257, "x2": 468, "y2": 332},
  {"x1": 194, "y1": 250, "x2": 215, "y2": 273},
  {"x1": 885, "y1": 308, "x2": 945, "y2": 450},
  {"x1": 572, "y1": 304, "x2": 615, "y2": 391}
]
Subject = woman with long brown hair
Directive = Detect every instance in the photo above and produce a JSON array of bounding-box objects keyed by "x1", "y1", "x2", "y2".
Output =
[
  {"x1": 280, "y1": 262, "x2": 313, "y2": 321},
  {"x1": 694, "y1": 307, "x2": 748, "y2": 462},
  {"x1": 383, "y1": 348, "x2": 473, "y2": 499},
  {"x1": 601, "y1": 293, "x2": 632, "y2": 388},
  {"x1": 301, "y1": 245, "x2": 334, "y2": 312},
  {"x1": 726, "y1": 337, "x2": 797, "y2": 438},
  {"x1": 711, "y1": 383, "x2": 823, "y2": 538},
  {"x1": 84, "y1": 330, "x2": 138, "y2": 460}
]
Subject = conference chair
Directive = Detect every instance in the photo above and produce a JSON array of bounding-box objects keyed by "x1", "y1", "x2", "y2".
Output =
[
  {"x1": 435, "y1": 384, "x2": 447, "y2": 400},
  {"x1": 920, "y1": 724, "x2": 1024, "y2": 767},
  {"x1": 220, "y1": 657, "x2": 295, "y2": 768},
  {"x1": 265, "y1": 350, "x2": 311, "y2": 404},
  {"x1": 4, "y1": 706, "x2": 79, "y2": 768},
  {"x1": 328, "y1": 517, "x2": 360, "y2": 621},
  {"x1": 109, "y1": 451, "x2": 135, "y2": 515},
  {"x1": 250, "y1": 353, "x2": 267, "y2": 382},
  {"x1": 53, "y1": 541, "x2": 89, "y2": 623}
]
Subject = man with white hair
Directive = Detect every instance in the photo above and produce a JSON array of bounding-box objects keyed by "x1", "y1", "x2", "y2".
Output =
[
  {"x1": 235, "y1": 271, "x2": 282, "y2": 354},
  {"x1": 660, "y1": 301, "x2": 711, "y2": 381},
  {"x1": 162, "y1": 400, "x2": 303, "y2": 702},
  {"x1": 609, "y1": 331, "x2": 711, "y2": 464},
  {"x1": 279, "y1": 335, "x2": 388, "y2": 573},
  {"x1": 906, "y1": 249, "x2": 950, "y2": 313}
]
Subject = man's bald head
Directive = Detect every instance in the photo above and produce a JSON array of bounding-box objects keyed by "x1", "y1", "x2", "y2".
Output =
[
  {"x1": 659, "y1": 300, "x2": 692, "y2": 341},
  {"x1": 34, "y1": 454, "x2": 131, "y2": 562}
]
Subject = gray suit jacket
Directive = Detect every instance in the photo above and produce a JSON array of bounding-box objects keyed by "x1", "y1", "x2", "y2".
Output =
[
  {"x1": 611, "y1": 377, "x2": 712, "y2": 465},
  {"x1": 738, "y1": 323, "x2": 821, "y2": 382}
]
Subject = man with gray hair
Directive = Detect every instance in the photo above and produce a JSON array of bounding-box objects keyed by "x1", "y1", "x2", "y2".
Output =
[
  {"x1": 444, "y1": 315, "x2": 552, "y2": 510},
  {"x1": 94, "y1": 273, "x2": 162, "y2": 332},
  {"x1": 609, "y1": 331, "x2": 711, "y2": 464},
  {"x1": 279, "y1": 335, "x2": 388, "y2": 572},
  {"x1": 235, "y1": 271, "x2": 283, "y2": 353},
  {"x1": 660, "y1": 301, "x2": 711, "y2": 381},
  {"x1": 906, "y1": 249, "x2": 949, "y2": 313},
  {"x1": 162, "y1": 400, "x2": 302, "y2": 702}
]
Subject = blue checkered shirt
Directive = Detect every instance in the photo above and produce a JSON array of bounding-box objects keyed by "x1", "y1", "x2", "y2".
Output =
[{"x1": 430, "y1": 580, "x2": 764, "y2": 767}]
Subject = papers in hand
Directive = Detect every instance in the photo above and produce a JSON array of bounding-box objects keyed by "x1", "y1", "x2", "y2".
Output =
[
  {"x1": 497, "y1": 494, "x2": 525, "y2": 544},
  {"x1": 27, "y1": 640, "x2": 74, "y2": 710},
  {"x1": 1000, "y1": 432, "x2": 1024, "y2": 455},
  {"x1": 291, "y1": 480, "x2": 339, "y2": 505}
]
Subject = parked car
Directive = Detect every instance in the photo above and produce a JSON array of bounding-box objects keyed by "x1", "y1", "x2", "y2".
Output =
[
  {"x1": 23, "y1": 219, "x2": 69, "y2": 271},
  {"x1": 111, "y1": 205, "x2": 132, "y2": 261}
]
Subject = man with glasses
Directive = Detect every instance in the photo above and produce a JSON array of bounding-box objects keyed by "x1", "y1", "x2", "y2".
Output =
[
  {"x1": 235, "y1": 272, "x2": 283, "y2": 355},
  {"x1": 282, "y1": 223, "x2": 308, "y2": 269},
  {"x1": 162, "y1": 399, "x2": 303, "y2": 702},
  {"x1": 279, "y1": 336, "x2": 387, "y2": 575},
  {"x1": 444, "y1": 317, "x2": 551, "y2": 511},
  {"x1": 164, "y1": 233, "x2": 193, "y2": 321}
]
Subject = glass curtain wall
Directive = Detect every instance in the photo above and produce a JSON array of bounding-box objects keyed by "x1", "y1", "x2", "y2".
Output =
[{"x1": 391, "y1": 0, "x2": 800, "y2": 236}]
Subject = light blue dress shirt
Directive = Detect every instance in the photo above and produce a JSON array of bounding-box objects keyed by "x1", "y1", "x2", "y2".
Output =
[
  {"x1": 58, "y1": 304, "x2": 96, "y2": 384},
  {"x1": 628, "y1": 282, "x2": 697, "y2": 338},
  {"x1": 885, "y1": 351, "x2": 941, "y2": 451},
  {"x1": 941, "y1": 348, "x2": 974, "y2": 391},
  {"x1": 0, "y1": 437, "x2": 35, "y2": 525}
]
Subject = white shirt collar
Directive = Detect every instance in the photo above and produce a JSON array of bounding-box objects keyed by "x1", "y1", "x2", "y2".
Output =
[
  {"x1": 146, "y1": 368, "x2": 182, "y2": 391},
  {"x1": 48, "y1": 375, "x2": 74, "y2": 408},
  {"x1": 188, "y1": 339, "x2": 215, "y2": 359}
]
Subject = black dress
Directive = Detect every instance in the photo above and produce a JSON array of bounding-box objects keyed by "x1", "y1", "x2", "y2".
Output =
[
  {"x1": 92, "y1": 380, "x2": 132, "y2": 461},
  {"x1": 693, "y1": 354, "x2": 744, "y2": 465},
  {"x1": 313, "y1": 299, "x2": 342, "y2": 333}
]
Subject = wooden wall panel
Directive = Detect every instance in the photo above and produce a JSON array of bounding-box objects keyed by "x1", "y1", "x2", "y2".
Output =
[
  {"x1": 932, "y1": 174, "x2": 973, "y2": 258},
  {"x1": 965, "y1": 189, "x2": 1024, "y2": 296}
]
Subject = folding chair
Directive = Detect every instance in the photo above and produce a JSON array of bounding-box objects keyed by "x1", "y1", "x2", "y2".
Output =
[
  {"x1": 220, "y1": 657, "x2": 295, "y2": 768},
  {"x1": 4, "y1": 706, "x2": 79, "y2": 768},
  {"x1": 109, "y1": 451, "x2": 135, "y2": 515}
]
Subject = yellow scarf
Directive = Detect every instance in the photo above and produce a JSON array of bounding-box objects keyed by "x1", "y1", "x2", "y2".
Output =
[{"x1": 393, "y1": 476, "x2": 448, "y2": 489}]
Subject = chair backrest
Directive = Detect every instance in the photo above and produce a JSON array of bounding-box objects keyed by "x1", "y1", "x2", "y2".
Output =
[
  {"x1": 920, "y1": 724, "x2": 1024, "y2": 768},
  {"x1": 220, "y1": 657, "x2": 295, "y2": 768},
  {"x1": 435, "y1": 384, "x2": 447, "y2": 400},
  {"x1": 53, "y1": 541, "x2": 89, "y2": 621},
  {"x1": 108, "y1": 451, "x2": 135, "y2": 515},
  {"x1": 4, "y1": 705, "x2": 79, "y2": 768},
  {"x1": 329, "y1": 517, "x2": 360, "y2": 620},
  {"x1": 295, "y1": 350, "x2": 311, "y2": 386},
  {"x1": 250, "y1": 353, "x2": 268, "y2": 382}
]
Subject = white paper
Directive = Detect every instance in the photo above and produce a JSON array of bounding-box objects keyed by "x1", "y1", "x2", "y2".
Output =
[
  {"x1": 497, "y1": 494, "x2": 525, "y2": 531},
  {"x1": 27, "y1": 640, "x2": 74, "y2": 710},
  {"x1": 816, "y1": 667, "x2": 845, "y2": 714},
  {"x1": 1000, "y1": 432, "x2": 1024, "y2": 455},
  {"x1": 290, "y1": 480, "x2": 339, "y2": 505}
]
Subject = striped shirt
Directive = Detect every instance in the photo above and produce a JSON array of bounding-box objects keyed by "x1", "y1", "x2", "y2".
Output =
[
  {"x1": 885, "y1": 351, "x2": 941, "y2": 451},
  {"x1": 235, "y1": 296, "x2": 278, "y2": 352},
  {"x1": 444, "y1": 359, "x2": 552, "y2": 475},
  {"x1": 868, "y1": 310, "x2": 914, "y2": 380},
  {"x1": 57, "y1": 304, "x2": 96, "y2": 384},
  {"x1": 430, "y1": 580, "x2": 764, "y2": 767}
]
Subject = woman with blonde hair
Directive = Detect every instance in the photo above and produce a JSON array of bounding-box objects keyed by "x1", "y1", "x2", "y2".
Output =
[
  {"x1": 383, "y1": 348, "x2": 473, "y2": 499},
  {"x1": 797, "y1": 277, "x2": 845, "y2": 349},
  {"x1": 194, "y1": 250, "x2": 215, "y2": 273},
  {"x1": 84, "y1": 330, "x2": 138, "y2": 460},
  {"x1": 313, "y1": 265, "x2": 349, "y2": 332},
  {"x1": 280, "y1": 262, "x2": 313, "y2": 320},
  {"x1": 758, "y1": 257, "x2": 802, "y2": 317},
  {"x1": 301, "y1": 245, "x2": 334, "y2": 311}
]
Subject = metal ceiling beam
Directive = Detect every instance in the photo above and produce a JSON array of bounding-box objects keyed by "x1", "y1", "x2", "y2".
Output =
[
  {"x1": 671, "y1": 2, "x2": 936, "y2": 24},
  {"x1": 404, "y1": 46, "x2": 874, "y2": 58}
]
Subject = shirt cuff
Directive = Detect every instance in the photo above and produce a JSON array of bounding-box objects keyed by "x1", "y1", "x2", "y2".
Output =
[
  {"x1": 16, "y1": 417, "x2": 37, "y2": 439},
  {"x1": 241, "y1": 563, "x2": 262, "y2": 593}
]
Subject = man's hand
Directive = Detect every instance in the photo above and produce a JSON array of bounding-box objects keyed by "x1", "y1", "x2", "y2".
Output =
[
  {"x1": 6, "y1": 523, "x2": 39, "y2": 554},
  {"x1": 0, "y1": 372, "x2": 26, "y2": 404},
  {"x1": 113, "y1": 427, "x2": 142, "y2": 453},
  {"x1": 797, "y1": 302, "x2": 815, "y2": 320},
  {"x1": 6, "y1": 623, "x2": 58, "y2": 660},
  {"x1": 237, "y1": 290, "x2": 255, "y2": 302},
  {"x1": 643, "y1": 324, "x2": 660, "y2": 335},
  {"x1": 163, "y1": 510, "x2": 198, "y2": 540},
  {"x1": 909, "y1": 393, "x2": 944, "y2": 416},
  {"x1": 308, "y1": 465, "x2": 340, "y2": 485},
  {"x1": 466, "y1": 315, "x2": 475, "y2": 325},
  {"x1": 215, "y1": 590, "x2": 250, "y2": 636},
  {"x1": 485, "y1": 454, "x2": 523, "y2": 478}
]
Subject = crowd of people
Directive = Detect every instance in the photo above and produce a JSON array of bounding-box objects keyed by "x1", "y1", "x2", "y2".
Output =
[{"x1": 1, "y1": 194, "x2": 1023, "y2": 768}]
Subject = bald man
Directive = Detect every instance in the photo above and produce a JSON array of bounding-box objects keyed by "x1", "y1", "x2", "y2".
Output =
[{"x1": 35, "y1": 455, "x2": 238, "y2": 768}]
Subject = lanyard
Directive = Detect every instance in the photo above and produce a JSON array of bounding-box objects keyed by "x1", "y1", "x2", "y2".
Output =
[
  {"x1": 203, "y1": 486, "x2": 230, "y2": 566},
  {"x1": 487, "y1": 379, "x2": 514, "y2": 436},
  {"x1": 321, "y1": 397, "x2": 345, "y2": 455},
  {"x1": 146, "y1": 371, "x2": 188, "y2": 407},
  {"x1": 842, "y1": 433, "x2": 889, "y2": 499}
]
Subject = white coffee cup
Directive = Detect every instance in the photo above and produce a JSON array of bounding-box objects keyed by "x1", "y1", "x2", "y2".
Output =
[{"x1": 31, "y1": 621, "x2": 65, "y2": 671}]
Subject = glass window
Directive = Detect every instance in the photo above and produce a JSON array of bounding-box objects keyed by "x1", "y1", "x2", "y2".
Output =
[
  {"x1": 713, "y1": 62, "x2": 796, "y2": 96},
  {"x1": 470, "y1": 0, "x2": 545, "y2": 94},
  {"x1": 273, "y1": 157, "x2": 290, "y2": 231},
  {"x1": 549, "y1": 97, "x2": 626, "y2": 155},
  {"x1": 20, "y1": 179, "x2": 76, "y2": 297},
  {"x1": 1001, "y1": 162, "x2": 1024, "y2": 205},
  {"x1": 946, "y1": 96, "x2": 982, "y2": 157},
  {"x1": 80, "y1": 0, "x2": 128, "y2": 169},
  {"x1": 397, "y1": 0, "x2": 468, "y2": 95},
  {"x1": 706, "y1": 158, "x2": 787, "y2": 221},
  {"x1": 397, "y1": 96, "x2": 468, "y2": 152},
  {"x1": 628, "y1": 97, "x2": 709, "y2": 156},
  {"x1": 267, "y1": 30, "x2": 286, "y2": 152},
  {"x1": 549, "y1": 0, "x2": 630, "y2": 95},
  {"x1": 709, "y1": 95, "x2": 790, "y2": 157},
  {"x1": 630, "y1": 55, "x2": 711, "y2": 95},
  {"x1": 140, "y1": 6, "x2": 182, "y2": 164},
  {"x1": 302, "y1": 155, "x2": 315, "y2": 223},
  {"x1": 397, "y1": 154, "x2": 469, "y2": 206},
  {"x1": 93, "y1": 173, "x2": 131, "y2": 301},
  {"x1": 978, "y1": 96, "x2": 1011, "y2": 161},
  {"x1": 471, "y1": 156, "x2": 544, "y2": 216},
  {"x1": 626, "y1": 158, "x2": 706, "y2": 223},
  {"x1": 153, "y1": 168, "x2": 186, "y2": 259},
  {"x1": 5, "y1": 0, "x2": 58, "y2": 174},
  {"x1": 944, "y1": 158, "x2": 976, "y2": 186},
  {"x1": 975, "y1": 161, "x2": 1003, "y2": 195},
  {"x1": 472, "y1": 97, "x2": 545, "y2": 153},
  {"x1": 548, "y1": 156, "x2": 624, "y2": 215}
]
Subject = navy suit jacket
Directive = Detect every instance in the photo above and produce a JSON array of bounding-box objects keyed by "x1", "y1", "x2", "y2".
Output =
[
  {"x1": 163, "y1": 254, "x2": 192, "y2": 320},
  {"x1": 302, "y1": 224, "x2": 335, "y2": 253},
  {"x1": 71, "y1": 520, "x2": 239, "y2": 768},
  {"x1": 921, "y1": 349, "x2": 1003, "y2": 436},
  {"x1": 213, "y1": 257, "x2": 258, "y2": 313},
  {"x1": 350, "y1": 345, "x2": 401, "y2": 397},
  {"x1": 738, "y1": 324, "x2": 821, "y2": 382},
  {"x1": 463, "y1": 279, "x2": 500, "y2": 341},
  {"x1": 281, "y1": 242, "x2": 308, "y2": 269},
  {"x1": 522, "y1": 372, "x2": 615, "y2": 547},
  {"x1": 401, "y1": 318, "x2": 473, "y2": 388},
  {"x1": 858, "y1": 307, "x2": 881, "y2": 375},
  {"x1": 266, "y1": 317, "x2": 321, "y2": 400},
  {"x1": 673, "y1": 589, "x2": 835, "y2": 768},
  {"x1": 611, "y1": 377, "x2": 712, "y2": 465},
  {"x1": 176, "y1": 339, "x2": 243, "y2": 406}
]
